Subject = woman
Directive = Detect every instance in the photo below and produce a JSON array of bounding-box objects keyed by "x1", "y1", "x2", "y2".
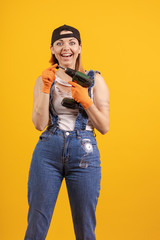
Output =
[{"x1": 24, "y1": 24, "x2": 110, "y2": 240}]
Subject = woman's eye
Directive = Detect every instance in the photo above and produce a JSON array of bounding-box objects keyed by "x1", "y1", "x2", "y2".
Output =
[
  {"x1": 57, "y1": 42, "x2": 62, "y2": 46},
  {"x1": 70, "y1": 41, "x2": 76, "y2": 45}
]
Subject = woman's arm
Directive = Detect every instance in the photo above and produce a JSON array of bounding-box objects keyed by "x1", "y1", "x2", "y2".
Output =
[
  {"x1": 85, "y1": 73, "x2": 110, "y2": 135},
  {"x1": 32, "y1": 76, "x2": 50, "y2": 131},
  {"x1": 32, "y1": 64, "x2": 57, "y2": 131},
  {"x1": 69, "y1": 73, "x2": 110, "y2": 135}
]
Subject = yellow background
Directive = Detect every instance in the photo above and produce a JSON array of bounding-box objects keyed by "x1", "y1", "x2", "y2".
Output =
[{"x1": 1, "y1": 0, "x2": 160, "y2": 239}]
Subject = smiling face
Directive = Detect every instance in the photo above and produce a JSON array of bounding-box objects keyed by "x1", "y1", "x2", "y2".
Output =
[{"x1": 50, "y1": 30, "x2": 82, "y2": 69}]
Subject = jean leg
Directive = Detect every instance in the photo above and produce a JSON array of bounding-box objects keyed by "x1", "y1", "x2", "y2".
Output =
[
  {"x1": 24, "y1": 141, "x2": 63, "y2": 240},
  {"x1": 65, "y1": 166, "x2": 101, "y2": 240}
]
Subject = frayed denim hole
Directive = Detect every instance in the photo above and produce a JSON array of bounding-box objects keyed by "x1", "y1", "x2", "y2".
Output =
[
  {"x1": 81, "y1": 139, "x2": 93, "y2": 154},
  {"x1": 79, "y1": 139, "x2": 93, "y2": 168},
  {"x1": 79, "y1": 160, "x2": 89, "y2": 168}
]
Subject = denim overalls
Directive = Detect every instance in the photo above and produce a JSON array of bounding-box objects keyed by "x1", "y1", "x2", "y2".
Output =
[{"x1": 24, "y1": 70, "x2": 101, "y2": 240}]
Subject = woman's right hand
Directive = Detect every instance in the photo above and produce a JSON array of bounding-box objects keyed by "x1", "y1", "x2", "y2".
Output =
[{"x1": 42, "y1": 64, "x2": 58, "y2": 93}]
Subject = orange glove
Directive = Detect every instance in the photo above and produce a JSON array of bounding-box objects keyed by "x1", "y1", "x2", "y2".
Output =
[
  {"x1": 42, "y1": 64, "x2": 57, "y2": 93},
  {"x1": 68, "y1": 81, "x2": 93, "y2": 109}
]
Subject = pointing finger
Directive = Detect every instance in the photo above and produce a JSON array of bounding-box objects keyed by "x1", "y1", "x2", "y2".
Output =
[{"x1": 48, "y1": 64, "x2": 58, "y2": 71}]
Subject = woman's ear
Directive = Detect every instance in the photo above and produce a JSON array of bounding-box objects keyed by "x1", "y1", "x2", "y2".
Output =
[
  {"x1": 50, "y1": 45, "x2": 54, "y2": 54},
  {"x1": 78, "y1": 44, "x2": 82, "y2": 54}
]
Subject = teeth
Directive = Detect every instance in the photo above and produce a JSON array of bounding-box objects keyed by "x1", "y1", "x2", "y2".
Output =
[{"x1": 61, "y1": 54, "x2": 72, "y2": 57}]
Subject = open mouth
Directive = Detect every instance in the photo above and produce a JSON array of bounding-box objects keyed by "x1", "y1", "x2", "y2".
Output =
[{"x1": 61, "y1": 53, "x2": 73, "y2": 58}]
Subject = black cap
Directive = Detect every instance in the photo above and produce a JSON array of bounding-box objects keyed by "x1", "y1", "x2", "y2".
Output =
[{"x1": 51, "y1": 24, "x2": 81, "y2": 45}]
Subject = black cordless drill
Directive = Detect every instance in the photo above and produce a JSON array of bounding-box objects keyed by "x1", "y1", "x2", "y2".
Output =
[{"x1": 58, "y1": 65, "x2": 93, "y2": 109}]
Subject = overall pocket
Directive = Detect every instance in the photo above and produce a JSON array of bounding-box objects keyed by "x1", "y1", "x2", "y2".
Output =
[{"x1": 39, "y1": 129, "x2": 53, "y2": 142}]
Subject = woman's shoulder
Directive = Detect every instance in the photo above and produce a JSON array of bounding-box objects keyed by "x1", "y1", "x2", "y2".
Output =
[
  {"x1": 33, "y1": 76, "x2": 43, "y2": 93},
  {"x1": 36, "y1": 75, "x2": 42, "y2": 82},
  {"x1": 35, "y1": 75, "x2": 42, "y2": 85},
  {"x1": 86, "y1": 69, "x2": 101, "y2": 84},
  {"x1": 93, "y1": 71, "x2": 109, "y2": 92},
  {"x1": 86, "y1": 69, "x2": 104, "y2": 83},
  {"x1": 94, "y1": 71, "x2": 104, "y2": 81}
]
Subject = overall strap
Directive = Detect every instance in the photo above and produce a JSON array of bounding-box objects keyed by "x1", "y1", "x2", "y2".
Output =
[
  {"x1": 74, "y1": 70, "x2": 100, "y2": 131},
  {"x1": 49, "y1": 81, "x2": 58, "y2": 127}
]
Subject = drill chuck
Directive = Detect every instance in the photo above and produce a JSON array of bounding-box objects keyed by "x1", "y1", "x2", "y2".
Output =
[{"x1": 57, "y1": 65, "x2": 93, "y2": 87}]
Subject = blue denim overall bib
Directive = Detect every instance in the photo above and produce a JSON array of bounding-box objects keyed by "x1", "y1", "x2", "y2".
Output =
[{"x1": 24, "y1": 70, "x2": 101, "y2": 240}]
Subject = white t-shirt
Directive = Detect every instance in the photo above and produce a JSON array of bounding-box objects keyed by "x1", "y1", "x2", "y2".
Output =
[{"x1": 51, "y1": 75, "x2": 94, "y2": 131}]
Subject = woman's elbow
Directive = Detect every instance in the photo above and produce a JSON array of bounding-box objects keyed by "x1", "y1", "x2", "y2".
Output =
[
  {"x1": 34, "y1": 124, "x2": 45, "y2": 131},
  {"x1": 100, "y1": 127, "x2": 109, "y2": 135},
  {"x1": 32, "y1": 118, "x2": 47, "y2": 131},
  {"x1": 100, "y1": 121, "x2": 110, "y2": 135}
]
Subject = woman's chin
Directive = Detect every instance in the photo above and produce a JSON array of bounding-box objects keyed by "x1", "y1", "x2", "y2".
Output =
[{"x1": 59, "y1": 61, "x2": 75, "y2": 69}]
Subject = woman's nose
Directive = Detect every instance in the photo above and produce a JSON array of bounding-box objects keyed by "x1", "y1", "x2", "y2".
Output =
[{"x1": 62, "y1": 43, "x2": 70, "y2": 50}]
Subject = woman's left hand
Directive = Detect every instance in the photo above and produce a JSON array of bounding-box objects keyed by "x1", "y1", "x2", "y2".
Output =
[{"x1": 68, "y1": 81, "x2": 93, "y2": 109}]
